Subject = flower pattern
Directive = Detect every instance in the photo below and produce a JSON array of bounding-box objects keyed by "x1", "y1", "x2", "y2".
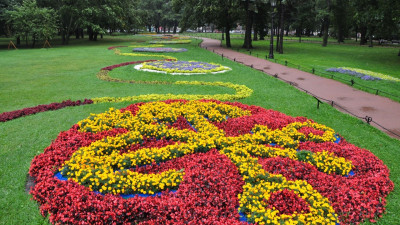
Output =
[
  {"x1": 326, "y1": 67, "x2": 399, "y2": 81},
  {"x1": 137, "y1": 60, "x2": 231, "y2": 74},
  {"x1": 132, "y1": 47, "x2": 188, "y2": 53},
  {"x1": 29, "y1": 100, "x2": 393, "y2": 224}
]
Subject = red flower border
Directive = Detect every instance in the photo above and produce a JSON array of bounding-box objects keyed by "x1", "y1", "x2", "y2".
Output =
[{"x1": 0, "y1": 99, "x2": 93, "y2": 122}]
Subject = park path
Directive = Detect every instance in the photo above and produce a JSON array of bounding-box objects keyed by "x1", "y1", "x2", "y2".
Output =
[{"x1": 199, "y1": 37, "x2": 400, "y2": 139}]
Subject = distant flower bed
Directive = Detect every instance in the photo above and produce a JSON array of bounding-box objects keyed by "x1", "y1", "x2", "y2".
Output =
[
  {"x1": 29, "y1": 100, "x2": 393, "y2": 224},
  {"x1": 149, "y1": 40, "x2": 192, "y2": 44},
  {"x1": 135, "y1": 60, "x2": 231, "y2": 75},
  {"x1": 133, "y1": 47, "x2": 188, "y2": 53},
  {"x1": 326, "y1": 67, "x2": 399, "y2": 81},
  {"x1": 129, "y1": 44, "x2": 164, "y2": 48}
]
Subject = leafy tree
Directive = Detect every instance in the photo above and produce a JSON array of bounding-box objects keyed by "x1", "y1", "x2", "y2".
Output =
[
  {"x1": 315, "y1": 0, "x2": 331, "y2": 46},
  {"x1": 173, "y1": 0, "x2": 241, "y2": 48},
  {"x1": 5, "y1": 0, "x2": 57, "y2": 47},
  {"x1": 140, "y1": 0, "x2": 164, "y2": 33},
  {"x1": 331, "y1": 0, "x2": 350, "y2": 42},
  {"x1": 289, "y1": 0, "x2": 316, "y2": 42}
]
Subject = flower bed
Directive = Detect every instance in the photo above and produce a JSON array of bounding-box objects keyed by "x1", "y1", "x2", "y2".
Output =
[
  {"x1": 0, "y1": 99, "x2": 93, "y2": 122},
  {"x1": 149, "y1": 40, "x2": 192, "y2": 44},
  {"x1": 132, "y1": 47, "x2": 188, "y2": 53},
  {"x1": 135, "y1": 60, "x2": 231, "y2": 75},
  {"x1": 129, "y1": 44, "x2": 164, "y2": 48},
  {"x1": 326, "y1": 67, "x2": 400, "y2": 81},
  {"x1": 29, "y1": 100, "x2": 393, "y2": 224}
]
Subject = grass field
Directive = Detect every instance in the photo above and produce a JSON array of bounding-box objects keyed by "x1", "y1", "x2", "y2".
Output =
[
  {"x1": 0, "y1": 34, "x2": 399, "y2": 224},
  {"x1": 187, "y1": 32, "x2": 400, "y2": 102}
]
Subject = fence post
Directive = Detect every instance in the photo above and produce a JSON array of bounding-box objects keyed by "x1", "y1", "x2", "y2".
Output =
[
  {"x1": 350, "y1": 79, "x2": 355, "y2": 86},
  {"x1": 285, "y1": 60, "x2": 288, "y2": 66},
  {"x1": 312, "y1": 68, "x2": 315, "y2": 74},
  {"x1": 365, "y1": 116, "x2": 372, "y2": 124}
]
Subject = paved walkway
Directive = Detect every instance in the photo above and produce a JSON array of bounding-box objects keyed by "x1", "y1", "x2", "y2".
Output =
[{"x1": 200, "y1": 37, "x2": 400, "y2": 139}]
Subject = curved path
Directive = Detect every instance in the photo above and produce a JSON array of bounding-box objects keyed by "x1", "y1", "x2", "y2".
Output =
[{"x1": 200, "y1": 37, "x2": 400, "y2": 139}]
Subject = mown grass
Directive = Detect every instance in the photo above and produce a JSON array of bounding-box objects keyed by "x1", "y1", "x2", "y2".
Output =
[
  {"x1": 187, "y1": 32, "x2": 400, "y2": 102},
  {"x1": 0, "y1": 34, "x2": 399, "y2": 224}
]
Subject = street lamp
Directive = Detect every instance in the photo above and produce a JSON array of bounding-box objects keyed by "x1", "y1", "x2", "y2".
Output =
[{"x1": 268, "y1": 0, "x2": 277, "y2": 59}]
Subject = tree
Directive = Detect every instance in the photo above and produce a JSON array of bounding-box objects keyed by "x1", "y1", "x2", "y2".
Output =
[
  {"x1": 331, "y1": 0, "x2": 350, "y2": 42},
  {"x1": 173, "y1": 0, "x2": 240, "y2": 48},
  {"x1": 289, "y1": 0, "x2": 316, "y2": 43},
  {"x1": 0, "y1": 0, "x2": 23, "y2": 36},
  {"x1": 6, "y1": 0, "x2": 57, "y2": 47},
  {"x1": 140, "y1": 0, "x2": 164, "y2": 33},
  {"x1": 315, "y1": 0, "x2": 332, "y2": 47}
]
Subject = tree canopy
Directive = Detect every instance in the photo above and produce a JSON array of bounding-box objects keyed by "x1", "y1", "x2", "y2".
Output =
[{"x1": 0, "y1": 0, "x2": 398, "y2": 49}]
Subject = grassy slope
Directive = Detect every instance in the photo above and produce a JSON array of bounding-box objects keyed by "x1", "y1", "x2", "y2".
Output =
[{"x1": 0, "y1": 35, "x2": 399, "y2": 224}]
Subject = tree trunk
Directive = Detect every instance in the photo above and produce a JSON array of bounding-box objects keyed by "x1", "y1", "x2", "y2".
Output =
[
  {"x1": 253, "y1": 27, "x2": 258, "y2": 41},
  {"x1": 260, "y1": 27, "x2": 266, "y2": 40},
  {"x1": 173, "y1": 23, "x2": 177, "y2": 34},
  {"x1": 31, "y1": 35, "x2": 36, "y2": 48},
  {"x1": 276, "y1": 30, "x2": 280, "y2": 51},
  {"x1": 242, "y1": 0, "x2": 253, "y2": 49},
  {"x1": 61, "y1": 30, "x2": 66, "y2": 44},
  {"x1": 225, "y1": 25, "x2": 231, "y2": 48},
  {"x1": 222, "y1": 28, "x2": 224, "y2": 40},
  {"x1": 360, "y1": 27, "x2": 367, "y2": 45},
  {"x1": 278, "y1": 3, "x2": 284, "y2": 54},
  {"x1": 322, "y1": 0, "x2": 331, "y2": 47},
  {"x1": 75, "y1": 28, "x2": 80, "y2": 39},
  {"x1": 322, "y1": 18, "x2": 329, "y2": 47},
  {"x1": 25, "y1": 34, "x2": 29, "y2": 47},
  {"x1": 88, "y1": 27, "x2": 93, "y2": 41},
  {"x1": 81, "y1": 29, "x2": 84, "y2": 39},
  {"x1": 16, "y1": 36, "x2": 20, "y2": 45}
]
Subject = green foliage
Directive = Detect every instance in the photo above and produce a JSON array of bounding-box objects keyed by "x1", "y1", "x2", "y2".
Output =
[{"x1": 5, "y1": 0, "x2": 58, "y2": 47}]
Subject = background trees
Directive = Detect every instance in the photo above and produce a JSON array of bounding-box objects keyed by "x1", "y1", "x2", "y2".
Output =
[
  {"x1": 0, "y1": 0, "x2": 399, "y2": 48},
  {"x1": 5, "y1": 0, "x2": 57, "y2": 47}
]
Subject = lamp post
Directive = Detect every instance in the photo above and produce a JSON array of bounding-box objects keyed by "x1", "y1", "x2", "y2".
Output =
[{"x1": 268, "y1": 0, "x2": 277, "y2": 59}]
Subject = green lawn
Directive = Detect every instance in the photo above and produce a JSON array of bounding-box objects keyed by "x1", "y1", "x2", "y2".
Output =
[{"x1": 0, "y1": 34, "x2": 399, "y2": 224}]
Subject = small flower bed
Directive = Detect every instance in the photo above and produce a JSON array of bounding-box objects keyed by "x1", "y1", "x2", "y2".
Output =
[
  {"x1": 129, "y1": 44, "x2": 164, "y2": 48},
  {"x1": 326, "y1": 67, "x2": 400, "y2": 81},
  {"x1": 136, "y1": 60, "x2": 231, "y2": 75},
  {"x1": 149, "y1": 40, "x2": 192, "y2": 44},
  {"x1": 29, "y1": 100, "x2": 393, "y2": 224},
  {"x1": 133, "y1": 47, "x2": 188, "y2": 53},
  {"x1": 113, "y1": 48, "x2": 178, "y2": 60}
]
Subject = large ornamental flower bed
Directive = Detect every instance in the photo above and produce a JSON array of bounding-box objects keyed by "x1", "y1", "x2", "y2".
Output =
[
  {"x1": 29, "y1": 100, "x2": 393, "y2": 224},
  {"x1": 135, "y1": 60, "x2": 231, "y2": 74}
]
